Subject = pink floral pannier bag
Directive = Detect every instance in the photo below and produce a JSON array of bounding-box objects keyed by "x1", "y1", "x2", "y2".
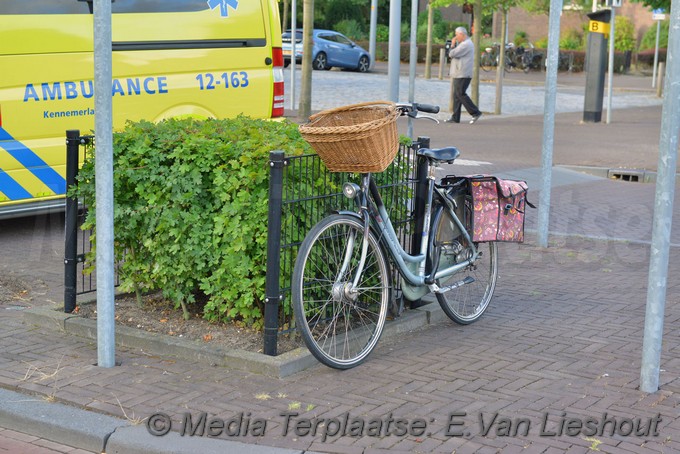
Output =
[
  {"x1": 469, "y1": 177, "x2": 530, "y2": 242},
  {"x1": 443, "y1": 175, "x2": 534, "y2": 243}
]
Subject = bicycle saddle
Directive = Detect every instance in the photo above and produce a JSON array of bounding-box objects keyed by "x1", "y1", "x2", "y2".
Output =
[{"x1": 417, "y1": 147, "x2": 460, "y2": 163}]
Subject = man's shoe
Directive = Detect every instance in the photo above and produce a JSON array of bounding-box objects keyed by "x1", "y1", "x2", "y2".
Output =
[
  {"x1": 469, "y1": 113, "x2": 482, "y2": 124},
  {"x1": 445, "y1": 117, "x2": 459, "y2": 123}
]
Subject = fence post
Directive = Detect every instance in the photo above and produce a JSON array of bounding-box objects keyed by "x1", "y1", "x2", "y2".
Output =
[
  {"x1": 409, "y1": 137, "x2": 429, "y2": 309},
  {"x1": 264, "y1": 151, "x2": 285, "y2": 356},
  {"x1": 411, "y1": 137, "x2": 429, "y2": 256},
  {"x1": 64, "y1": 130, "x2": 80, "y2": 313}
]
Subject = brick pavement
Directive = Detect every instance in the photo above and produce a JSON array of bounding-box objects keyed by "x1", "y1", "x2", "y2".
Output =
[
  {"x1": 1, "y1": 174, "x2": 680, "y2": 453},
  {"x1": 2, "y1": 71, "x2": 679, "y2": 452},
  {"x1": 0, "y1": 427, "x2": 93, "y2": 454}
]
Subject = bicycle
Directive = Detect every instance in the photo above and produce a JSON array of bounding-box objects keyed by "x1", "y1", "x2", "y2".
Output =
[
  {"x1": 480, "y1": 43, "x2": 516, "y2": 73},
  {"x1": 294, "y1": 102, "x2": 507, "y2": 369},
  {"x1": 515, "y1": 44, "x2": 533, "y2": 73},
  {"x1": 480, "y1": 46, "x2": 496, "y2": 72}
]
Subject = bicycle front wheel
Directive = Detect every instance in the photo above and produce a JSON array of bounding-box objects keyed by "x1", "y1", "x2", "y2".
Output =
[
  {"x1": 292, "y1": 214, "x2": 390, "y2": 369},
  {"x1": 504, "y1": 55, "x2": 515, "y2": 72}
]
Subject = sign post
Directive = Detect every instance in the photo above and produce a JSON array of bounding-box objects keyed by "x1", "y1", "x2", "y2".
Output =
[
  {"x1": 652, "y1": 9, "x2": 665, "y2": 88},
  {"x1": 604, "y1": 0, "x2": 621, "y2": 124}
]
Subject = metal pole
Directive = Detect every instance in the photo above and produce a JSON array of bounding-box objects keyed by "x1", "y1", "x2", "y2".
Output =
[
  {"x1": 388, "y1": 0, "x2": 402, "y2": 101},
  {"x1": 289, "y1": 0, "x2": 296, "y2": 110},
  {"x1": 425, "y1": 3, "x2": 433, "y2": 79},
  {"x1": 369, "y1": 0, "x2": 378, "y2": 70},
  {"x1": 64, "y1": 130, "x2": 80, "y2": 313},
  {"x1": 407, "y1": 0, "x2": 418, "y2": 138},
  {"x1": 605, "y1": 7, "x2": 615, "y2": 124},
  {"x1": 537, "y1": 0, "x2": 562, "y2": 248},
  {"x1": 494, "y1": 10, "x2": 506, "y2": 115},
  {"x1": 640, "y1": 0, "x2": 680, "y2": 393},
  {"x1": 264, "y1": 151, "x2": 285, "y2": 356},
  {"x1": 652, "y1": 20, "x2": 661, "y2": 88},
  {"x1": 94, "y1": 0, "x2": 115, "y2": 368}
]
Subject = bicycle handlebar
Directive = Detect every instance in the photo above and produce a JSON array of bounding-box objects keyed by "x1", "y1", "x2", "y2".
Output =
[
  {"x1": 413, "y1": 102, "x2": 440, "y2": 114},
  {"x1": 395, "y1": 102, "x2": 440, "y2": 123}
]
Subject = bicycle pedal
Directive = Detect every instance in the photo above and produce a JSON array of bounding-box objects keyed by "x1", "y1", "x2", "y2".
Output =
[{"x1": 435, "y1": 276, "x2": 475, "y2": 294}]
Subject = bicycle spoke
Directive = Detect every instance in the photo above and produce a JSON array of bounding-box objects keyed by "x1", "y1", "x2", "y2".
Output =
[{"x1": 292, "y1": 214, "x2": 389, "y2": 369}]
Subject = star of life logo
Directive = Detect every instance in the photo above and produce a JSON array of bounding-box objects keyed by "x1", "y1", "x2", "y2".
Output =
[{"x1": 207, "y1": 0, "x2": 239, "y2": 17}]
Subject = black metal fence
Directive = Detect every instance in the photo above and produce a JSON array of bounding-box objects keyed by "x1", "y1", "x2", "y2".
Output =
[
  {"x1": 64, "y1": 131, "x2": 93, "y2": 312},
  {"x1": 264, "y1": 137, "x2": 430, "y2": 355},
  {"x1": 64, "y1": 130, "x2": 429, "y2": 356}
]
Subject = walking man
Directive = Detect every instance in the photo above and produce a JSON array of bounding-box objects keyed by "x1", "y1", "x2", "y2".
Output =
[{"x1": 446, "y1": 27, "x2": 482, "y2": 124}]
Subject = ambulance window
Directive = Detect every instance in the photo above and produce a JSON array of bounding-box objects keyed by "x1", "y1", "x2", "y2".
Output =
[
  {"x1": 0, "y1": 0, "x2": 91, "y2": 14},
  {"x1": 113, "y1": 0, "x2": 208, "y2": 13},
  {"x1": 0, "y1": 0, "x2": 209, "y2": 14}
]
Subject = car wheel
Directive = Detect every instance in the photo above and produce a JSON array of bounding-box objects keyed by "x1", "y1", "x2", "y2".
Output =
[
  {"x1": 312, "y1": 52, "x2": 327, "y2": 70},
  {"x1": 357, "y1": 55, "x2": 370, "y2": 73}
]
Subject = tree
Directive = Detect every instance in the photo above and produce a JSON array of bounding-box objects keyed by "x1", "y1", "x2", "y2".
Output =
[
  {"x1": 630, "y1": 0, "x2": 670, "y2": 10},
  {"x1": 282, "y1": 0, "x2": 289, "y2": 32},
  {"x1": 518, "y1": 0, "x2": 589, "y2": 14},
  {"x1": 299, "y1": 0, "x2": 314, "y2": 118},
  {"x1": 614, "y1": 15, "x2": 636, "y2": 52}
]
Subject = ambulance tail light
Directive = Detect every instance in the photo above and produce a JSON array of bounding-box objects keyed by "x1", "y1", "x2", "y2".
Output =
[{"x1": 272, "y1": 47, "x2": 285, "y2": 118}]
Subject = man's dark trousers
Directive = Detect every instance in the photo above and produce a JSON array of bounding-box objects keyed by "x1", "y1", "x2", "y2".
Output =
[{"x1": 451, "y1": 77, "x2": 481, "y2": 123}]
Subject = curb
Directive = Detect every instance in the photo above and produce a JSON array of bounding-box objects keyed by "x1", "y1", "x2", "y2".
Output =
[
  {"x1": 23, "y1": 300, "x2": 446, "y2": 378},
  {"x1": 0, "y1": 388, "x2": 126, "y2": 452},
  {"x1": 0, "y1": 388, "x2": 303, "y2": 454}
]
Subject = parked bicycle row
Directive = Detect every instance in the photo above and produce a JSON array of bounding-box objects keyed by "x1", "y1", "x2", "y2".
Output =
[{"x1": 445, "y1": 39, "x2": 581, "y2": 73}]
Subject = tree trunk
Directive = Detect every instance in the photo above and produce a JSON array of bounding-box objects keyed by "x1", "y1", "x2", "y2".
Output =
[
  {"x1": 299, "y1": 0, "x2": 314, "y2": 118},
  {"x1": 282, "y1": 0, "x2": 289, "y2": 33}
]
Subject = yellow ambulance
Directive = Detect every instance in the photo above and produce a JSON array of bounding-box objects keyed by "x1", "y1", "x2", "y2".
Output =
[{"x1": 0, "y1": 0, "x2": 283, "y2": 218}]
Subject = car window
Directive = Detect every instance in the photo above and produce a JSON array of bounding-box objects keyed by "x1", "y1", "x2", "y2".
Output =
[
  {"x1": 283, "y1": 30, "x2": 302, "y2": 43},
  {"x1": 318, "y1": 34, "x2": 335, "y2": 42},
  {"x1": 335, "y1": 34, "x2": 353, "y2": 46}
]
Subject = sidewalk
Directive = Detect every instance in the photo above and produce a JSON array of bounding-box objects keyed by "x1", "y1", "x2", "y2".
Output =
[
  {"x1": 1, "y1": 73, "x2": 679, "y2": 453},
  {"x1": 285, "y1": 61, "x2": 662, "y2": 120}
]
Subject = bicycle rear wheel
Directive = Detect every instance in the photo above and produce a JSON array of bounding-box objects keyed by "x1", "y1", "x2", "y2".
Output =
[
  {"x1": 430, "y1": 205, "x2": 498, "y2": 325},
  {"x1": 480, "y1": 52, "x2": 494, "y2": 72},
  {"x1": 292, "y1": 214, "x2": 390, "y2": 369}
]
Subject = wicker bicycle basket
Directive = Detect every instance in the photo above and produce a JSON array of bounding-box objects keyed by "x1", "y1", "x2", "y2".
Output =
[{"x1": 298, "y1": 101, "x2": 400, "y2": 172}]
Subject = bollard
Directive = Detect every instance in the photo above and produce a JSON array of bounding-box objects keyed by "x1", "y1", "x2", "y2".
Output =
[
  {"x1": 656, "y1": 62, "x2": 665, "y2": 98},
  {"x1": 583, "y1": 9, "x2": 611, "y2": 123}
]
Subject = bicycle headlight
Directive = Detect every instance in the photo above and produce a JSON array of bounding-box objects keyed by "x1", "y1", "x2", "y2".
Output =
[{"x1": 343, "y1": 183, "x2": 360, "y2": 199}]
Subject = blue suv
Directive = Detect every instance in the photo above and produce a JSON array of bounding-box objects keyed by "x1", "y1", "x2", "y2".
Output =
[{"x1": 282, "y1": 29, "x2": 371, "y2": 72}]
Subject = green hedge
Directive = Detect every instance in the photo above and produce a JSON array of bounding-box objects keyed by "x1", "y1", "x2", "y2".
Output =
[
  {"x1": 76, "y1": 117, "x2": 318, "y2": 328},
  {"x1": 76, "y1": 117, "x2": 413, "y2": 330}
]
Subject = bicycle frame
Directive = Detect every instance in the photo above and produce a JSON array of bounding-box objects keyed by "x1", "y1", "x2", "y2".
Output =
[{"x1": 350, "y1": 162, "x2": 479, "y2": 293}]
